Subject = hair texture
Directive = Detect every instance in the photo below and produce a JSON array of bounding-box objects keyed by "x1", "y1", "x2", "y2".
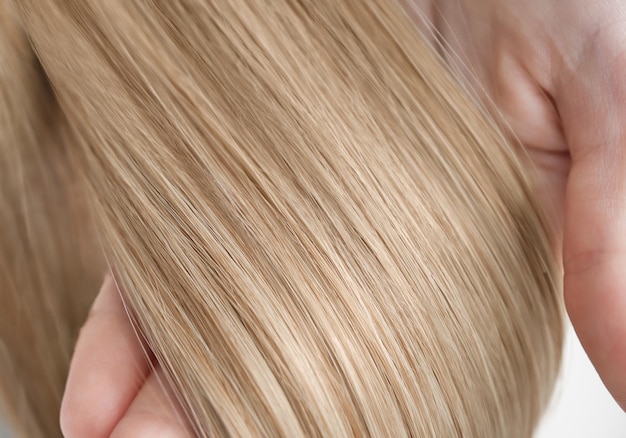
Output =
[{"x1": 0, "y1": 0, "x2": 563, "y2": 437}]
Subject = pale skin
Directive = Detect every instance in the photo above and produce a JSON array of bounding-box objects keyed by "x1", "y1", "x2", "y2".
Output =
[{"x1": 61, "y1": 1, "x2": 626, "y2": 436}]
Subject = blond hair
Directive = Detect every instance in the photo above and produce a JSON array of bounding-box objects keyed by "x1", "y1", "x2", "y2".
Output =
[{"x1": 1, "y1": 0, "x2": 562, "y2": 436}]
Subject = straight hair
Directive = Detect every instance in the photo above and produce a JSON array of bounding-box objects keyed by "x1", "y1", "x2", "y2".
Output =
[{"x1": 0, "y1": 0, "x2": 563, "y2": 436}]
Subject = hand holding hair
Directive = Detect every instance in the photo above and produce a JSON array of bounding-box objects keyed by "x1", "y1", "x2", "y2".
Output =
[
  {"x1": 55, "y1": 0, "x2": 596, "y2": 435},
  {"x1": 1, "y1": 0, "x2": 564, "y2": 435},
  {"x1": 409, "y1": 0, "x2": 626, "y2": 410}
]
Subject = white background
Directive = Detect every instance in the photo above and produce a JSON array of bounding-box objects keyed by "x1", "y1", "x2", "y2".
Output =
[{"x1": 536, "y1": 323, "x2": 626, "y2": 437}]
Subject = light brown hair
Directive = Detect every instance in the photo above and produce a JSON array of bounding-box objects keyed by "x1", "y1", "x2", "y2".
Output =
[{"x1": 1, "y1": 0, "x2": 563, "y2": 436}]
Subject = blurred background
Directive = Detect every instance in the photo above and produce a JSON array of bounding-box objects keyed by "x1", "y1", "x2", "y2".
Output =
[{"x1": 0, "y1": 421, "x2": 10, "y2": 437}]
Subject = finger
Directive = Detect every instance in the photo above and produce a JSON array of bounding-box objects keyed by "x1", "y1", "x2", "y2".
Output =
[
  {"x1": 489, "y1": 49, "x2": 570, "y2": 242},
  {"x1": 556, "y1": 39, "x2": 626, "y2": 410},
  {"x1": 111, "y1": 367, "x2": 193, "y2": 438},
  {"x1": 61, "y1": 274, "x2": 152, "y2": 437}
]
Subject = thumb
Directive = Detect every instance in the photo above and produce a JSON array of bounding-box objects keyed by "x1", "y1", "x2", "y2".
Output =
[{"x1": 557, "y1": 36, "x2": 626, "y2": 410}]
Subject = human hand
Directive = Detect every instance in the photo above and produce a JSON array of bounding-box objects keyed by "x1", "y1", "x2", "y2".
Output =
[
  {"x1": 406, "y1": 0, "x2": 626, "y2": 410},
  {"x1": 60, "y1": 275, "x2": 192, "y2": 437}
]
